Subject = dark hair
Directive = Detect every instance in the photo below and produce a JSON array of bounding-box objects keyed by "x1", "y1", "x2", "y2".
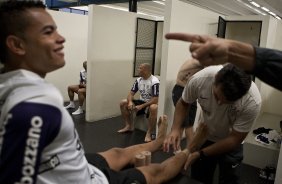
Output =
[
  {"x1": 214, "y1": 64, "x2": 252, "y2": 101},
  {"x1": 0, "y1": 0, "x2": 46, "y2": 63}
]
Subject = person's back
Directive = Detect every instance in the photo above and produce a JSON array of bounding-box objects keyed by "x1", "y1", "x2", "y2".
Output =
[{"x1": 176, "y1": 59, "x2": 203, "y2": 87}]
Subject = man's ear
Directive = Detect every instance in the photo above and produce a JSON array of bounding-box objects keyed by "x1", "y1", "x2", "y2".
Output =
[{"x1": 6, "y1": 35, "x2": 26, "y2": 56}]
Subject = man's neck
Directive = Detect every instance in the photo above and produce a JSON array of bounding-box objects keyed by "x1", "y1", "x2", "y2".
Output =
[{"x1": 142, "y1": 74, "x2": 151, "y2": 80}]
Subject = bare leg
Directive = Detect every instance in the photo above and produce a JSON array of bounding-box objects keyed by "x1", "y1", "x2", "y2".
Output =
[
  {"x1": 145, "y1": 104, "x2": 158, "y2": 142},
  {"x1": 68, "y1": 85, "x2": 79, "y2": 101},
  {"x1": 65, "y1": 85, "x2": 79, "y2": 109},
  {"x1": 100, "y1": 115, "x2": 168, "y2": 170},
  {"x1": 118, "y1": 99, "x2": 134, "y2": 133},
  {"x1": 77, "y1": 88, "x2": 86, "y2": 106},
  {"x1": 138, "y1": 123, "x2": 208, "y2": 184},
  {"x1": 138, "y1": 149, "x2": 189, "y2": 184}
]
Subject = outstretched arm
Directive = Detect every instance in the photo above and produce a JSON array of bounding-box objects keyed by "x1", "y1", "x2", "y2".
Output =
[
  {"x1": 166, "y1": 32, "x2": 282, "y2": 91},
  {"x1": 165, "y1": 33, "x2": 255, "y2": 71}
]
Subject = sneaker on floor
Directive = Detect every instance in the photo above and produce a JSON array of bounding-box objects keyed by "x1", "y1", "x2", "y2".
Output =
[
  {"x1": 259, "y1": 167, "x2": 268, "y2": 179},
  {"x1": 255, "y1": 133, "x2": 270, "y2": 145},
  {"x1": 253, "y1": 127, "x2": 273, "y2": 135},
  {"x1": 65, "y1": 103, "x2": 75, "y2": 109},
  {"x1": 267, "y1": 166, "x2": 276, "y2": 181},
  {"x1": 72, "y1": 108, "x2": 84, "y2": 115}
]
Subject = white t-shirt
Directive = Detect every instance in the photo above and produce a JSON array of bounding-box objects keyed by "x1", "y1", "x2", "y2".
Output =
[
  {"x1": 182, "y1": 65, "x2": 262, "y2": 142},
  {"x1": 0, "y1": 70, "x2": 108, "y2": 184},
  {"x1": 131, "y1": 75, "x2": 160, "y2": 102},
  {"x1": 80, "y1": 69, "x2": 87, "y2": 84}
]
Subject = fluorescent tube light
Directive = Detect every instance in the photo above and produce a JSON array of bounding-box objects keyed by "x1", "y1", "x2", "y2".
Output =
[
  {"x1": 269, "y1": 11, "x2": 276, "y2": 16},
  {"x1": 153, "y1": 1, "x2": 165, "y2": 5},
  {"x1": 261, "y1": 7, "x2": 269, "y2": 12},
  {"x1": 250, "y1": 1, "x2": 260, "y2": 7}
]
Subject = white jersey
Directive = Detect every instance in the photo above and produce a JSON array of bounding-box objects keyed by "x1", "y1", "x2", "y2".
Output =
[
  {"x1": 131, "y1": 75, "x2": 160, "y2": 102},
  {"x1": 0, "y1": 70, "x2": 108, "y2": 184},
  {"x1": 80, "y1": 69, "x2": 87, "y2": 84},
  {"x1": 182, "y1": 66, "x2": 262, "y2": 142}
]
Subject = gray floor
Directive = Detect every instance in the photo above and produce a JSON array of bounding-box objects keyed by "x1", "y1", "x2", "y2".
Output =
[{"x1": 68, "y1": 108, "x2": 274, "y2": 184}]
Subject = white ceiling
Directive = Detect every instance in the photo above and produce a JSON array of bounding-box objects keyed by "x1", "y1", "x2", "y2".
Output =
[
  {"x1": 107, "y1": 0, "x2": 282, "y2": 19},
  {"x1": 183, "y1": 0, "x2": 282, "y2": 18},
  {"x1": 70, "y1": 0, "x2": 282, "y2": 20}
]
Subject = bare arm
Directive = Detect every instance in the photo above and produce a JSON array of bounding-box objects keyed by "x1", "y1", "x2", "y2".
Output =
[
  {"x1": 163, "y1": 98, "x2": 191, "y2": 152},
  {"x1": 171, "y1": 98, "x2": 190, "y2": 131},
  {"x1": 184, "y1": 128, "x2": 247, "y2": 169},
  {"x1": 127, "y1": 91, "x2": 135, "y2": 109},
  {"x1": 201, "y1": 129, "x2": 247, "y2": 156}
]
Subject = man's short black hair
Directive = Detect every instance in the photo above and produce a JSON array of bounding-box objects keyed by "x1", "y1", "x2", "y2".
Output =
[
  {"x1": 215, "y1": 64, "x2": 252, "y2": 102},
  {"x1": 0, "y1": 0, "x2": 46, "y2": 63}
]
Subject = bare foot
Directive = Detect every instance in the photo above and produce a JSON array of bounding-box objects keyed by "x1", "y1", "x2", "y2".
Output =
[
  {"x1": 156, "y1": 115, "x2": 168, "y2": 140},
  {"x1": 143, "y1": 114, "x2": 168, "y2": 142},
  {"x1": 117, "y1": 126, "x2": 134, "y2": 133},
  {"x1": 144, "y1": 132, "x2": 152, "y2": 142},
  {"x1": 180, "y1": 148, "x2": 190, "y2": 157},
  {"x1": 150, "y1": 115, "x2": 168, "y2": 150}
]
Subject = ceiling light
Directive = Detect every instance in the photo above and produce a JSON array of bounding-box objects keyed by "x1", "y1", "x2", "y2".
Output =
[
  {"x1": 261, "y1": 7, "x2": 269, "y2": 12},
  {"x1": 253, "y1": 8, "x2": 266, "y2": 15},
  {"x1": 70, "y1": 6, "x2": 88, "y2": 11},
  {"x1": 237, "y1": 0, "x2": 266, "y2": 16},
  {"x1": 153, "y1": 1, "x2": 165, "y2": 5},
  {"x1": 269, "y1": 11, "x2": 276, "y2": 16},
  {"x1": 250, "y1": 1, "x2": 260, "y2": 7},
  {"x1": 99, "y1": 5, "x2": 128, "y2": 12},
  {"x1": 99, "y1": 4, "x2": 163, "y2": 20}
]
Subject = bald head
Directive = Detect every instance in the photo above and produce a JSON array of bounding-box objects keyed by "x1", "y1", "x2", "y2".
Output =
[
  {"x1": 142, "y1": 63, "x2": 152, "y2": 72},
  {"x1": 138, "y1": 63, "x2": 152, "y2": 79}
]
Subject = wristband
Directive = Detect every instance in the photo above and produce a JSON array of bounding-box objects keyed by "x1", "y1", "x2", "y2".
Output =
[{"x1": 199, "y1": 150, "x2": 206, "y2": 160}]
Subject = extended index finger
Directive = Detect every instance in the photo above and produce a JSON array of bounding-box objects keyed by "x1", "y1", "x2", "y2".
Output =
[{"x1": 165, "y1": 33, "x2": 199, "y2": 43}]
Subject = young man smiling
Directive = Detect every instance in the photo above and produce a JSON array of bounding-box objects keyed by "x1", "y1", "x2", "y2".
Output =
[{"x1": 0, "y1": 1, "x2": 206, "y2": 184}]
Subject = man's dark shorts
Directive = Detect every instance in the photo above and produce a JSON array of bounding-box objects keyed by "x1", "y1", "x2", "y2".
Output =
[
  {"x1": 172, "y1": 84, "x2": 197, "y2": 127},
  {"x1": 86, "y1": 153, "x2": 146, "y2": 184},
  {"x1": 132, "y1": 99, "x2": 149, "y2": 118}
]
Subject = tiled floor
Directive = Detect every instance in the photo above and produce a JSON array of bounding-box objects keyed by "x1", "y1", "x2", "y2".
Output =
[{"x1": 69, "y1": 108, "x2": 274, "y2": 184}]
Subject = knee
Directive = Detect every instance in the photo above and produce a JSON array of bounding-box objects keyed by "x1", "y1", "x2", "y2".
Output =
[
  {"x1": 77, "y1": 89, "x2": 85, "y2": 95},
  {"x1": 109, "y1": 147, "x2": 124, "y2": 155},
  {"x1": 139, "y1": 164, "x2": 164, "y2": 184},
  {"x1": 149, "y1": 104, "x2": 158, "y2": 115},
  {"x1": 120, "y1": 99, "x2": 127, "y2": 107},
  {"x1": 68, "y1": 86, "x2": 77, "y2": 93}
]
